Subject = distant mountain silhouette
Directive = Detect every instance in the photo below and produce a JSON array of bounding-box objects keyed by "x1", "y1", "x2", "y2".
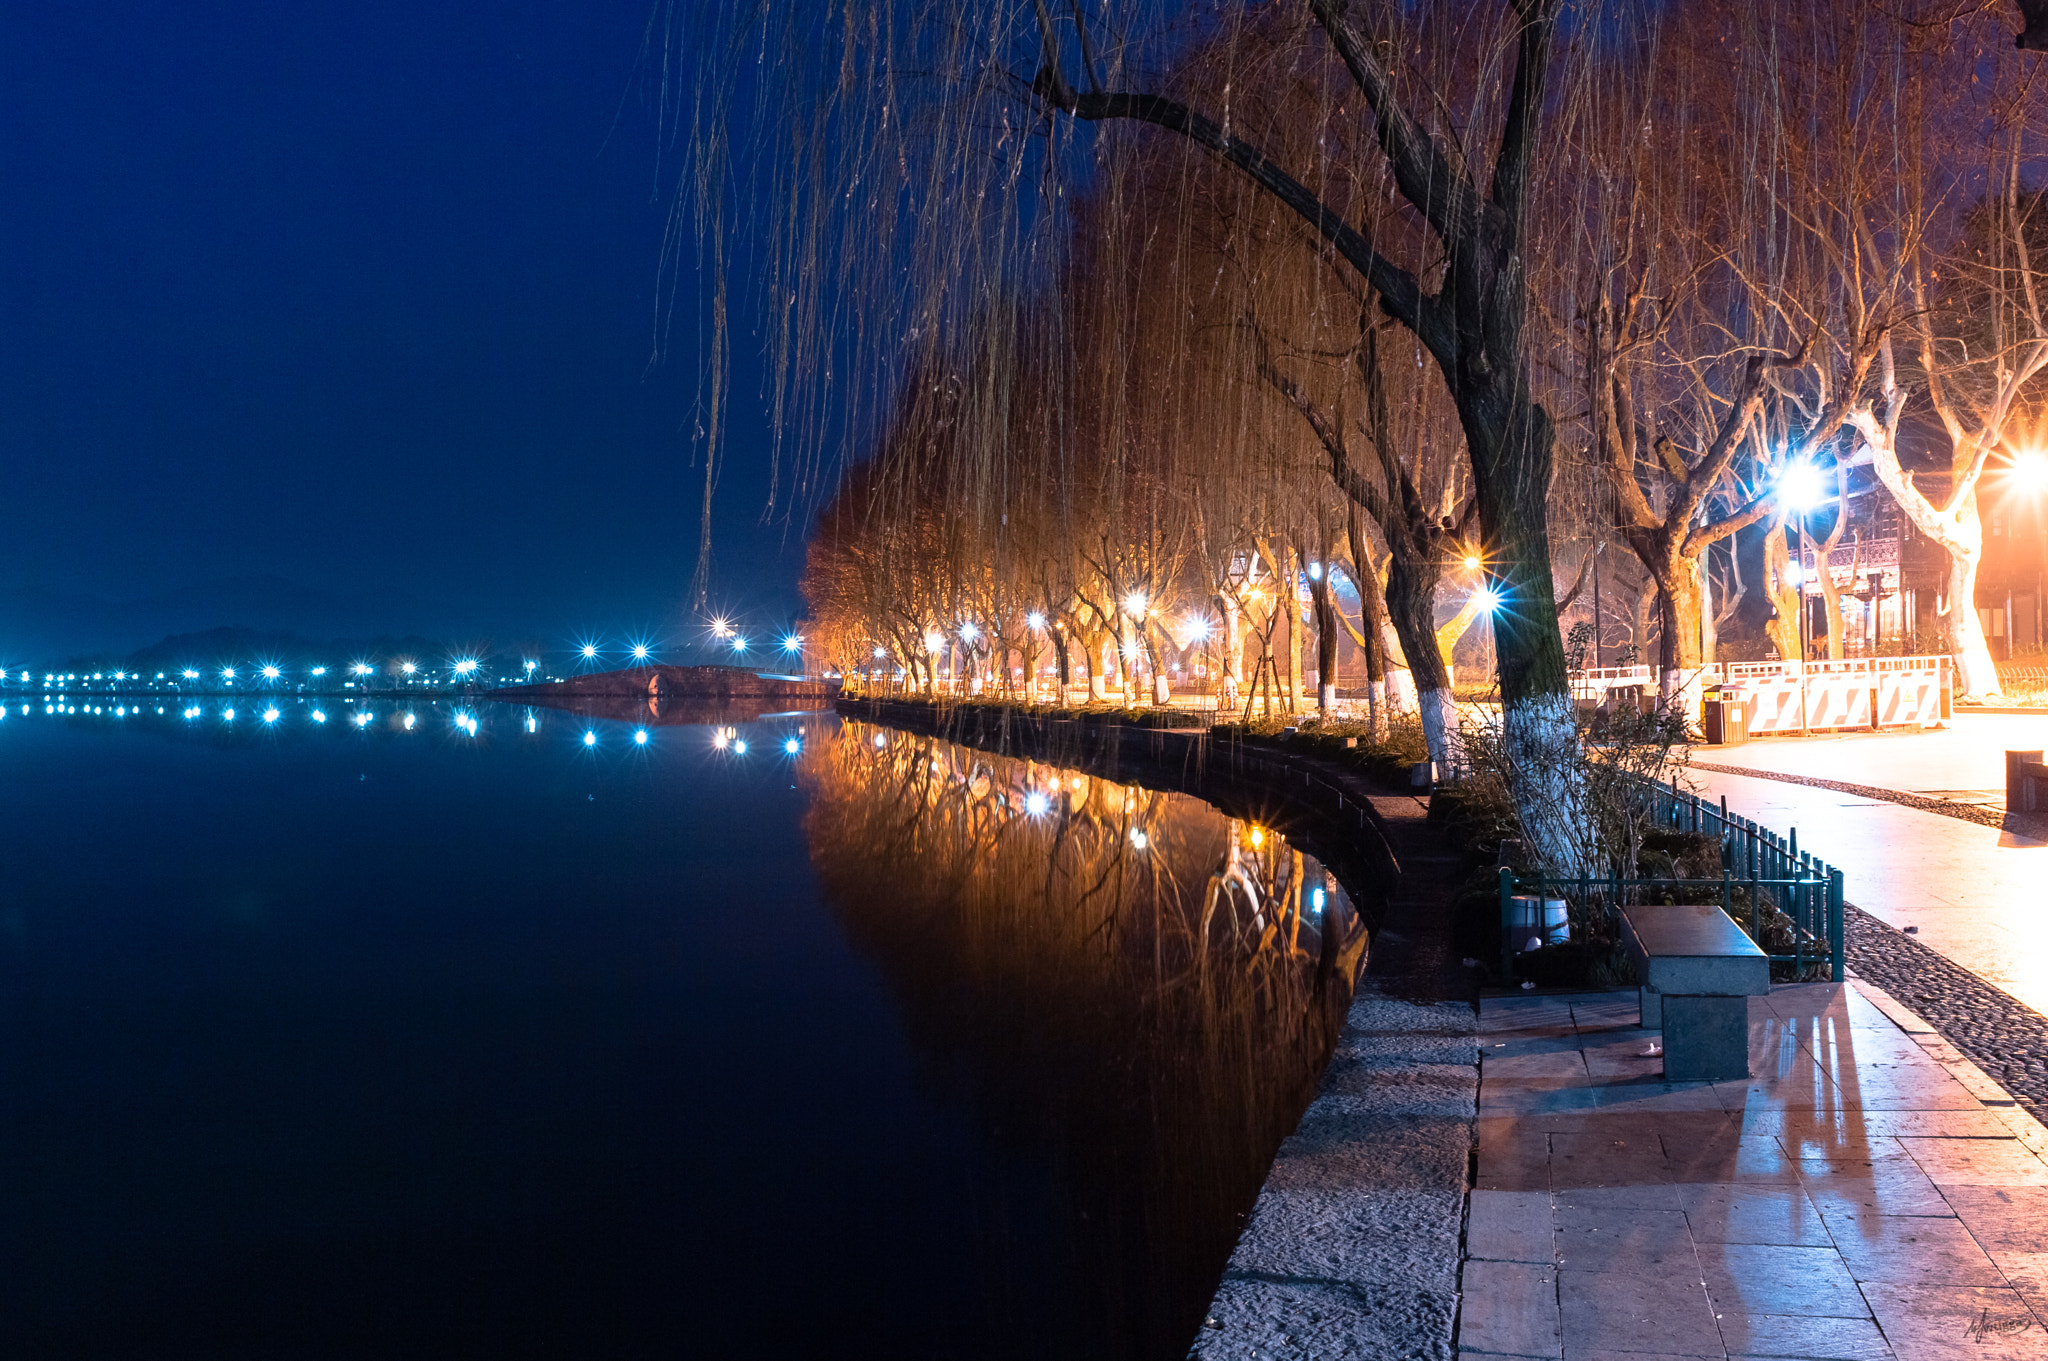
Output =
[{"x1": 0, "y1": 573, "x2": 503, "y2": 660}]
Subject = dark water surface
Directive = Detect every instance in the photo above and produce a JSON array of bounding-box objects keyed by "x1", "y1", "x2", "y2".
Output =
[{"x1": 0, "y1": 701, "x2": 1358, "y2": 1360}]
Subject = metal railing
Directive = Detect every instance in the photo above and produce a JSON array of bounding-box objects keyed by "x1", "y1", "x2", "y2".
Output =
[{"x1": 1498, "y1": 780, "x2": 1846, "y2": 985}]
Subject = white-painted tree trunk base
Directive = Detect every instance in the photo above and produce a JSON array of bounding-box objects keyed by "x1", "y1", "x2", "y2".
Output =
[
  {"x1": 1386, "y1": 666, "x2": 1418, "y2": 714},
  {"x1": 1501, "y1": 692, "x2": 1594, "y2": 878},
  {"x1": 1153, "y1": 677, "x2": 1171, "y2": 707},
  {"x1": 1417, "y1": 688, "x2": 1455, "y2": 767},
  {"x1": 1318, "y1": 683, "x2": 1336, "y2": 712}
]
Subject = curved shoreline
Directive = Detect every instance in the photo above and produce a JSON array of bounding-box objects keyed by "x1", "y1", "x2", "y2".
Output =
[{"x1": 836, "y1": 696, "x2": 1480, "y2": 1360}]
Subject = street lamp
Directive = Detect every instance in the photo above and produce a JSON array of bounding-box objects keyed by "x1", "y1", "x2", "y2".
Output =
[{"x1": 1777, "y1": 461, "x2": 1831, "y2": 662}]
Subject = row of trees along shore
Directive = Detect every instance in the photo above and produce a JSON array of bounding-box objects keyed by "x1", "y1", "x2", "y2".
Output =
[{"x1": 669, "y1": 0, "x2": 2048, "y2": 872}]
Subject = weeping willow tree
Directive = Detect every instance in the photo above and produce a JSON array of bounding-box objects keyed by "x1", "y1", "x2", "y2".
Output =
[
  {"x1": 662, "y1": 0, "x2": 2033, "y2": 868},
  {"x1": 661, "y1": 1, "x2": 1600, "y2": 865}
]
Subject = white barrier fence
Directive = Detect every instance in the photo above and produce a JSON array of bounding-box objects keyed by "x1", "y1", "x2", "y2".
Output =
[{"x1": 1570, "y1": 655, "x2": 1952, "y2": 736}]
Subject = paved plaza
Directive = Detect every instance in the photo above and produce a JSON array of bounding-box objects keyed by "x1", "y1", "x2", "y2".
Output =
[
  {"x1": 1466, "y1": 982, "x2": 2048, "y2": 1360},
  {"x1": 1684, "y1": 715, "x2": 2048, "y2": 1018}
]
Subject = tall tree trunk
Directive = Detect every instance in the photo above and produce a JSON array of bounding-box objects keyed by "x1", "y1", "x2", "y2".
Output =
[
  {"x1": 1347, "y1": 507, "x2": 1389, "y2": 739},
  {"x1": 1219, "y1": 593, "x2": 1242, "y2": 709},
  {"x1": 1462, "y1": 396, "x2": 1590, "y2": 871},
  {"x1": 1283, "y1": 547, "x2": 1303, "y2": 713},
  {"x1": 1761, "y1": 527, "x2": 1804, "y2": 662},
  {"x1": 1855, "y1": 412, "x2": 2003, "y2": 696}
]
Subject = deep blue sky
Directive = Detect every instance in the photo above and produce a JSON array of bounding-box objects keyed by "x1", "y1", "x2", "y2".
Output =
[{"x1": 1, "y1": 1, "x2": 799, "y2": 658}]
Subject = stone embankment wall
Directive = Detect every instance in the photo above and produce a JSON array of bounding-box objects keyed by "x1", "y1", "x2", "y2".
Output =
[{"x1": 835, "y1": 697, "x2": 1480, "y2": 1361}]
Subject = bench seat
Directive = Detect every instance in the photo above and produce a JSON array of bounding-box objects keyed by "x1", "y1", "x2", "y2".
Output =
[{"x1": 1620, "y1": 903, "x2": 1769, "y2": 1082}]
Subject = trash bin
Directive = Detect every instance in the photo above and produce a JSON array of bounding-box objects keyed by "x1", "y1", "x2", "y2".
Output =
[{"x1": 1703, "y1": 690, "x2": 1749, "y2": 745}]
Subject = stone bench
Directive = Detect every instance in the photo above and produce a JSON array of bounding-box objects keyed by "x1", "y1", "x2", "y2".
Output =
[{"x1": 1620, "y1": 903, "x2": 1770, "y2": 1082}]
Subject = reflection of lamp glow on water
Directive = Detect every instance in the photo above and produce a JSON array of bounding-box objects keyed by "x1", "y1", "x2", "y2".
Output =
[
  {"x1": 583, "y1": 731, "x2": 597, "y2": 747},
  {"x1": 733, "y1": 739, "x2": 748, "y2": 755},
  {"x1": 783, "y1": 737, "x2": 800, "y2": 755},
  {"x1": 402, "y1": 713, "x2": 416, "y2": 730},
  {"x1": 355, "y1": 712, "x2": 372, "y2": 727},
  {"x1": 525, "y1": 715, "x2": 537, "y2": 733},
  {"x1": 262, "y1": 708, "x2": 280, "y2": 723},
  {"x1": 261, "y1": 666, "x2": 280, "y2": 680},
  {"x1": 312, "y1": 711, "x2": 327, "y2": 723},
  {"x1": 634, "y1": 729, "x2": 648, "y2": 745},
  {"x1": 223, "y1": 708, "x2": 235, "y2": 721}
]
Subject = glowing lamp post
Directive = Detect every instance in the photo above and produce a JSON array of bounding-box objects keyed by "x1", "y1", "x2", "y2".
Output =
[{"x1": 1777, "y1": 461, "x2": 1830, "y2": 663}]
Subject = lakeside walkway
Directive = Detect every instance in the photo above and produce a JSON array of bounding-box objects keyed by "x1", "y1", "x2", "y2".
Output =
[
  {"x1": 1683, "y1": 715, "x2": 2048, "y2": 1022},
  {"x1": 1468, "y1": 981, "x2": 2048, "y2": 1360}
]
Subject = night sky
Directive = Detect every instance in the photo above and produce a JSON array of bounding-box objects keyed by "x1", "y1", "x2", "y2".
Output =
[{"x1": 1, "y1": 1, "x2": 797, "y2": 660}]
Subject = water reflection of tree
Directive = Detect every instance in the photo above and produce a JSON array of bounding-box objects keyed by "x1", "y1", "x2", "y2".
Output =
[{"x1": 800, "y1": 722, "x2": 1367, "y2": 1360}]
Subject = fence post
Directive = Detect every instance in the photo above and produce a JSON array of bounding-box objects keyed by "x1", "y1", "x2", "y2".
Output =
[{"x1": 1829, "y1": 869, "x2": 1846, "y2": 984}]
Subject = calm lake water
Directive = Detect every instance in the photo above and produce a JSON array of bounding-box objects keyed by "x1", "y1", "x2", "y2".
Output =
[{"x1": 0, "y1": 699, "x2": 1360, "y2": 1360}]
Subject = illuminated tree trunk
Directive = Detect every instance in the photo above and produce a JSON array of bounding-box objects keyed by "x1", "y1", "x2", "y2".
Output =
[
  {"x1": 1854, "y1": 409, "x2": 2003, "y2": 697},
  {"x1": 1218, "y1": 594, "x2": 1242, "y2": 709},
  {"x1": 1761, "y1": 529, "x2": 1804, "y2": 662},
  {"x1": 1310, "y1": 570, "x2": 1340, "y2": 712}
]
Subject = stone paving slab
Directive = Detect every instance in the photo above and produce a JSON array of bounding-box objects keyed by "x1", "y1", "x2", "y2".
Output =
[
  {"x1": 1193, "y1": 987, "x2": 1477, "y2": 1360},
  {"x1": 1464, "y1": 983, "x2": 2048, "y2": 1360}
]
